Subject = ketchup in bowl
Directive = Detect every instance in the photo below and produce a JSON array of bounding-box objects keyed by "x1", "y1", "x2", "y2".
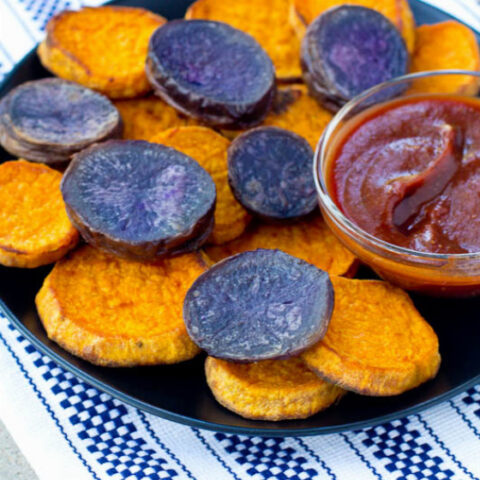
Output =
[{"x1": 327, "y1": 95, "x2": 480, "y2": 254}]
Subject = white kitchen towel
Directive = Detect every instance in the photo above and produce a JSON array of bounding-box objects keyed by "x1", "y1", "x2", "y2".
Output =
[
  {"x1": 1, "y1": 309, "x2": 480, "y2": 480},
  {"x1": 1, "y1": 1, "x2": 480, "y2": 479}
]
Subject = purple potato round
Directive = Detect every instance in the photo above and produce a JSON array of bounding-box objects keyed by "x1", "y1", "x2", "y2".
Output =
[
  {"x1": 146, "y1": 20, "x2": 276, "y2": 129},
  {"x1": 301, "y1": 6, "x2": 409, "y2": 111},
  {"x1": 184, "y1": 249, "x2": 334, "y2": 361},
  {"x1": 61, "y1": 140, "x2": 216, "y2": 260},
  {"x1": 228, "y1": 126, "x2": 317, "y2": 220},
  {"x1": 0, "y1": 78, "x2": 121, "y2": 165}
]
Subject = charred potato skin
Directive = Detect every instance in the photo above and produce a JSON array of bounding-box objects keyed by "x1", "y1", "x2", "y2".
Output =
[
  {"x1": 146, "y1": 20, "x2": 276, "y2": 129},
  {"x1": 205, "y1": 356, "x2": 344, "y2": 421},
  {"x1": 38, "y1": 7, "x2": 167, "y2": 99}
]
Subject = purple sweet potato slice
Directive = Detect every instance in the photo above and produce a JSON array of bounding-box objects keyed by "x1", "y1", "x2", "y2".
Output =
[
  {"x1": 146, "y1": 20, "x2": 276, "y2": 129},
  {"x1": 61, "y1": 140, "x2": 216, "y2": 260},
  {"x1": 184, "y1": 249, "x2": 334, "y2": 361},
  {"x1": 301, "y1": 6, "x2": 409, "y2": 111},
  {"x1": 227, "y1": 126, "x2": 316, "y2": 220},
  {"x1": 0, "y1": 78, "x2": 121, "y2": 165}
]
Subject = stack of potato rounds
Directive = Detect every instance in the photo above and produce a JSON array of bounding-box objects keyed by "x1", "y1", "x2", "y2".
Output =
[{"x1": 0, "y1": 0, "x2": 473, "y2": 421}]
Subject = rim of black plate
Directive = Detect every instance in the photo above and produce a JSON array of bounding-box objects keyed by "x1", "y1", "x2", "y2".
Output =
[
  {"x1": 0, "y1": 0, "x2": 480, "y2": 437},
  {"x1": 2, "y1": 296, "x2": 480, "y2": 437}
]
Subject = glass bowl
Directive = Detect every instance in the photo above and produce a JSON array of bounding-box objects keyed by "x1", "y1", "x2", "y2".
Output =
[{"x1": 314, "y1": 70, "x2": 480, "y2": 297}]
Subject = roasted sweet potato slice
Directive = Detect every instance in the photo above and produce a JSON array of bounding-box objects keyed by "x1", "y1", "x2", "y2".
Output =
[
  {"x1": 291, "y1": 0, "x2": 415, "y2": 53},
  {"x1": 151, "y1": 126, "x2": 250, "y2": 245},
  {"x1": 0, "y1": 79, "x2": 121, "y2": 165},
  {"x1": 184, "y1": 249, "x2": 334, "y2": 361},
  {"x1": 408, "y1": 21, "x2": 480, "y2": 95},
  {"x1": 222, "y1": 86, "x2": 333, "y2": 149},
  {"x1": 146, "y1": 20, "x2": 275, "y2": 129},
  {"x1": 114, "y1": 96, "x2": 199, "y2": 141},
  {"x1": 205, "y1": 216, "x2": 357, "y2": 276},
  {"x1": 205, "y1": 356, "x2": 344, "y2": 420},
  {"x1": 301, "y1": 6, "x2": 409, "y2": 111},
  {"x1": 185, "y1": 0, "x2": 302, "y2": 82},
  {"x1": 302, "y1": 277, "x2": 441, "y2": 396},
  {"x1": 61, "y1": 140, "x2": 216, "y2": 261},
  {"x1": 0, "y1": 160, "x2": 78, "y2": 268},
  {"x1": 264, "y1": 86, "x2": 333, "y2": 149},
  {"x1": 228, "y1": 126, "x2": 316, "y2": 220},
  {"x1": 38, "y1": 6, "x2": 166, "y2": 98},
  {"x1": 36, "y1": 246, "x2": 206, "y2": 366}
]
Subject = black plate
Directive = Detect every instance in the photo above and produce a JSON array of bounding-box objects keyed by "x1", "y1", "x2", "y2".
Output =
[{"x1": 1, "y1": 0, "x2": 479, "y2": 437}]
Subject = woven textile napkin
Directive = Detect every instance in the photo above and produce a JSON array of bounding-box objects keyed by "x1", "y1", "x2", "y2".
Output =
[{"x1": 1, "y1": 1, "x2": 480, "y2": 479}]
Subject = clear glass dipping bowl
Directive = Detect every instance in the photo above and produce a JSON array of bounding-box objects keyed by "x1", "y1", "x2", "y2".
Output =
[{"x1": 314, "y1": 70, "x2": 480, "y2": 297}]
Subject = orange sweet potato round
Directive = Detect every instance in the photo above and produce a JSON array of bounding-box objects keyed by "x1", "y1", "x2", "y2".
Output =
[
  {"x1": 205, "y1": 356, "x2": 344, "y2": 420},
  {"x1": 38, "y1": 6, "x2": 166, "y2": 99},
  {"x1": 0, "y1": 160, "x2": 78, "y2": 268},
  {"x1": 222, "y1": 86, "x2": 333, "y2": 149},
  {"x1": 291, "y1": 0, "x2": 415, "y2": 53},
  {"x1": 186, "y1": 0, "x2": 302, "y2": 81},
  {"x1": 301, "y1": 277, "x2": 441, "y2": 396},
  {"x1": 151, "y1": 126, "x2": 251, "y2": 245},
  {"x1": 205, "y1": 216, "x2": 357, "y2": 276},
  {"x1": 408, "y1": 21, "x2": 480, "y2": 95},
  {"x1": 114, "y1": 96, "x2": 199, "y2": 141},
  {"x1": 35, "y1": 246, "x2": 206, "y2": 366},
  {"x1": 263, "y1": 85, "x2": 333, "y2": 149}
]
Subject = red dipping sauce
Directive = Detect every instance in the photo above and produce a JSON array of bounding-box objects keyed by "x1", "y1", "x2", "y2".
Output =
[{"x1": 328, "y1": 95, "x2": 480, "y2": 254}]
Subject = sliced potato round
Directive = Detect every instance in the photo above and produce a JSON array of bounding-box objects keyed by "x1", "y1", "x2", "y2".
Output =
[
  {"x1": 36, "y1": 246, "x2": 206, "y2": 366},
  {"x1": 38, "y1": 6, "x2": 166, "y2": 98},
  {"x1": 114, "y1": 96, "x2": 199, "y2": 141},
  {"x1": 184, "y1": 249, "x2": 334, "y2": 362},
  {"x1": 205, "y1": 216, "x2": 357, "y2": 277},
  {"x1": 222, "y1": 86, "x2": 333, "y2": 149},
  {"x1": 151, "y1": 126, "x2": 251, "y2": 245},
  {"x1": 408, "y1": 21, "x2": 480, "y2": 95},
  {"x1": 302, "y1": 277, "x2": 441, "y2": 396},
  {"x1": 186, "y1": 0, "x2": 302, "y2": 81},
  {"x1": 0, "y1": 160, "x2": 78, "y2": 268},
  {"x1": 291, "y1": 0, "x2": 415, "y2": 53},
  {"x1": 206, "y1": 356, "x2": 344, "y2": 420}
]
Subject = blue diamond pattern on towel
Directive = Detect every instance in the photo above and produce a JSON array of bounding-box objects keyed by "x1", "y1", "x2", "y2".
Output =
[
  {"x1": 10, "y1": 327, "x2": 180, "y2": 480},
  {"x1": 214, "y1": 433, "x2": 318, "y2": 480},
  {"x1": 462, "y1": 386, "x2": 480, "y2": 420},
  {"x1": 359, "y1": 419, "x2": 455, "y2": 479},
  {"x1": 15, "y1": 0, "x2": 76, "y2": 30}
]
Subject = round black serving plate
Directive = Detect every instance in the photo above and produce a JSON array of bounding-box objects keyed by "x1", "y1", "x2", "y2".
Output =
[{"x1": 0, "y1": 0, "x2": 479, "y2": 437}]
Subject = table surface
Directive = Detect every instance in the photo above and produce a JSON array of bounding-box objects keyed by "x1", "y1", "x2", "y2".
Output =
[{"x1": 0, "y1": 419, "x2": 37, "y2": 480}]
